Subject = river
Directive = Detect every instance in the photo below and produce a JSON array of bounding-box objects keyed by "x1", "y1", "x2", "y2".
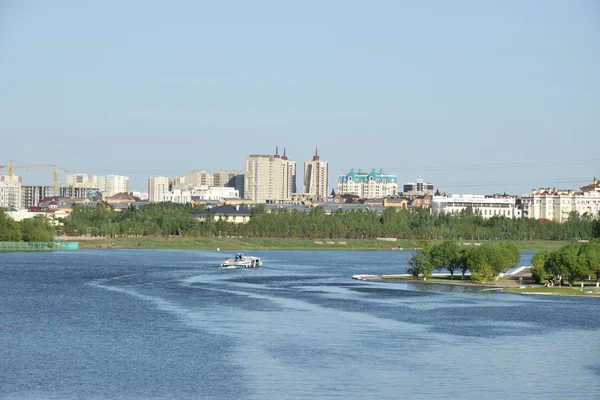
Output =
[{"x1": 1, "y1": 250, "x2": 598, "y2": 399}]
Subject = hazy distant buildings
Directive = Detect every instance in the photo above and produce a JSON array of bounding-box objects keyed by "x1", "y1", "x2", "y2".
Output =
[
  {"x1": 212, "y1": 170, "x2": 244, "y2": 198},
  {"x1": 431, "y1": 194, "x2": 521, "y2": 219},
  {"x1": 148, "y1": 177, "x2": 171, "y2": 202},
  {"x1": 521, "y1": 177, "x2": 600, "y2": 222},
  {"x1": 245, "y1": 147, "x2": 296, "y2": 203},
  {"x1": 337, "y1": 168, "x2": 398, "y2": 198},
  {"x1": 62, "y1": 173, "x2": 129, "y2": 197},
  {"x1": 66, "y1": 174, "x2": 99, "y2": 188},
  {"x1": 303, "y1": 148, "x2": 328, "y2": 200},
  {"x1": 184, "y1": 170, "x2": 213, "y2": 188}
]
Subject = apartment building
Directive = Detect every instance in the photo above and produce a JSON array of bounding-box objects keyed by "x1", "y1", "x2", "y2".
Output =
[
  {"x1": 337, "y1": 168, "x2": 398, "y2": 198},
  {"x1": 21, "y1": 185, "x2": 53, "y2": 208},
  {"x1": 0, "y1": 177, "x2": 22, "y2": 209},
  {"x1": 148, "y1": 177, "x2": 171, "y2": 202},
  {"x1": 521, "y1": 178, "x2": 600, "y2": 222},
  {"x1": 102, "y1": 175, "x2": 129, "y2": 196},
  {"x1": 303, "y1": 148, "x2": 328, "y2": 200},
  {"x1": 244, "y1": 147, "x2": 296, "y2": 202}
]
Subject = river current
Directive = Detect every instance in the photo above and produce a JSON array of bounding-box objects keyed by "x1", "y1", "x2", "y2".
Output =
[{"x1": 1, "y1": 250, "x2": 598, "y2": 400}]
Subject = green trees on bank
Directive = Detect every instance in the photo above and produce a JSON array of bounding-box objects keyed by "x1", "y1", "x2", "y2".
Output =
[
  {"x1": 0, "y1": 209, "x2": 54, "y2": 242},
  {"x1": 55, "y1": 202, "x2": 598, "y2": 241},
  {"x1": 530, "y1": 239, "x2": 600, "y2": 287},
  {"x1": 407, "y1": 241, "x2": 521, "y2": 283}
]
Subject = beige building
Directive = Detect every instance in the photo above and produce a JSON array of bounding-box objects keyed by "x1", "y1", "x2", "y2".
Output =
[
  {"x1": 184, "y1": 170, "x2": 213, "y2": 188},
  {"x1": 244, "y1": 148, "x2": 296, "y2": 203},
  {"x1": 521, "y1": 178, "x2": 600, "y2": 222},
  {"x1": 303, "y1": 148, "x2": 328, "y2": 200},
  {"x1": 148, "y1": 177, "x2": 171, "y2": 202}
]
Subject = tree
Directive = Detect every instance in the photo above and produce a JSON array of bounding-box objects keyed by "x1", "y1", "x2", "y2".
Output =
[
  {"x1": 431, "y1": 241, "x2": 461, "y2": 279},
  {"x1": 592, "y1": 220, "x2": 600, "y2": 239},
  {"x1": 578, "y1": 240, "x2": 600, "y2": 288},
  {"x1": 0, "y1": 209, "x2": 22, "y2": 241},
  {"x1": 531, "y1": 250, "x2": 550, "y2": 284},
  {"x1": 407, "y1": 240, "x2": 434, "y2": 280},
  {"x1": 20, "y1": 216, "x2": 54, "y2": 242}
]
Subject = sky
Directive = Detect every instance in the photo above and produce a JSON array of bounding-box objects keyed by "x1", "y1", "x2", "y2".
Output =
[{"x1": 1, "y1": 0, "x2": 599, "y2": 195}]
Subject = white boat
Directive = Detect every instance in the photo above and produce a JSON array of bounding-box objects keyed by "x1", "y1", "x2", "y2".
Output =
[{"x1": 221, "y1": 253, "x2": 263, "y2": 268}]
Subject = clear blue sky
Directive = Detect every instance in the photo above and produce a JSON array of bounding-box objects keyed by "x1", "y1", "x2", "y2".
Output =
[{"x1": 1, "y1": 0, "x2": 598, "y2": 194}]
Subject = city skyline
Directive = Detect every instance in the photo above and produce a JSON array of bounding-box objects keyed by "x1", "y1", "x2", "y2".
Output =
[
  {"x1": 1, "y1": 2, "x2": 598, "y2": 194},
  {"x1": 2, "y1": 153, "x2": 598, "y2": 197}
]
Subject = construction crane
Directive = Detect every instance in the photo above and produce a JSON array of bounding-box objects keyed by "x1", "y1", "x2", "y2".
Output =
[{"x1": 0, "y1": 160, "x2": 69, "y2": 195}]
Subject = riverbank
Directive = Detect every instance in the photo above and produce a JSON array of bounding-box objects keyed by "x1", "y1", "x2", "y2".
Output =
[
  {"x1": 354, "y1": 274, "x2": 600, "y2": 297},
  {"x1": 74, "y1": 236, "x2": 570, "y2": 252}
]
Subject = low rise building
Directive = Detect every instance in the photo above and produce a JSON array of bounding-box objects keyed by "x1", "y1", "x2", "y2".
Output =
[{"x1": 431, "y1": 194, "x2": 520, "y2": 219}]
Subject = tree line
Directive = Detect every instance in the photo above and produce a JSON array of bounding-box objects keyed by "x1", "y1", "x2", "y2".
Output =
[
  {"x1": 407, "y1": 241, "x2": 521, "y2": 283},
  {"x1": 0, "y1": 209, "x2": 54, "y2": 242},
  {"x1": 531, "y1": 239, "x2": 600, "y2": 287},
  {"x1": 57, "y1": 202, "x2": 598, "y2": 241}
]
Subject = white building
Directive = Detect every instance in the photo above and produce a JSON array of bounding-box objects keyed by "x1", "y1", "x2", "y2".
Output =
[
  {"x1": 0, "y1": 177, "x2": 22, "y2": 209},
  {"x1": 337, "y1": 168, "x2": 398, "y2": 198},
  {"x1": 431, "y1": 194, "x2": 521, "y2": 219},
  {"x1": 164, "y1": 189, "x2": 192, "y2": 204},
  {"x1": 303, "y1": 148, "x2": 328, "y2": 200},
  {"x1": 191, "y1": 187, "x2": 239, "y2": 202},
  {"x1": 521, "y1": 178, "x2": 600, "y2": 222},
  {"x1": 148, "y1": 177, "x2": 171, "y2": 202},
  {"x1": 102, "y1": 175, "x2": 129, "y2": 196},
  {"x1": 244, "y1": 147, "x2": 296, "y2": 203}
]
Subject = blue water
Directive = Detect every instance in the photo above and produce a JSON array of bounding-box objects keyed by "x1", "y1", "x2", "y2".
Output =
[{"x1": 1, "y1": 250, "x2": 598, "y2": 400}]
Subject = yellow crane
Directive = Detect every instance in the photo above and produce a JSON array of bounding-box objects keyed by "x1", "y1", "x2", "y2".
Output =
[{"x1": 0, "y1": 160, "x2": 69, "y2": 195}]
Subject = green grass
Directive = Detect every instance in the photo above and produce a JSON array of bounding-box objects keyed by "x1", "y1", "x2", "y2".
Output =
[{"x1": 77, "y1": 237, "x2": 572, "y2": 252}]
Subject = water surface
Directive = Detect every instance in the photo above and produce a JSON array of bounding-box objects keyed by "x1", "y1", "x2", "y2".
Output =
[{"x1": 1, "y1": 250, "x2": 598, "y2": 399}]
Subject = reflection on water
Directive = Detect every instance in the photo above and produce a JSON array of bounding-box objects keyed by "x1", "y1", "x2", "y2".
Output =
[{"x1": 0, "y1": 249, "x2": 598, "y2": 400}]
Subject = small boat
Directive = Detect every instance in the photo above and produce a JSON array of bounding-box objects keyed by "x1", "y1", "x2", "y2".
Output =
[{"x1": 221, "y1": 253, "x2": 263, "y2": 268}]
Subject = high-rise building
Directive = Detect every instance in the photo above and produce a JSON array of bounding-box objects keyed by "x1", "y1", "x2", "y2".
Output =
[
  {"x1": 337, "y1": 168, "x2": 398, "y2": 198},
  {"x1": 102, "y1": 175, "x2": 129, "y2": 196},
  {"x1": 244, "y1": 147, "x2": 296, "y2": 202},
  {"x1": 0, "y1": 176, "x2": 22, "y2": 209},
  {"x1": 212, "y1": 170, "x2": 245, "y2": 197},
  {"x1": 303, "y1": 147, "x2": 328, "y2": 200},
  {"x1": 21, "y1": 185, "x2": 53, "y2": 208},
  {"x1": 148, "y1": 177, "x2": 171, "y2": 202}
]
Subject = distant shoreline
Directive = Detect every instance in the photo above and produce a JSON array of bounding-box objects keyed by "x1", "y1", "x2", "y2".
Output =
[
  {"x1": 72, "y1": 237, "x2": 570, "y2": 252},
  {"x1": 353, "y1": 274, "x2": 600, "y2": 298}
]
